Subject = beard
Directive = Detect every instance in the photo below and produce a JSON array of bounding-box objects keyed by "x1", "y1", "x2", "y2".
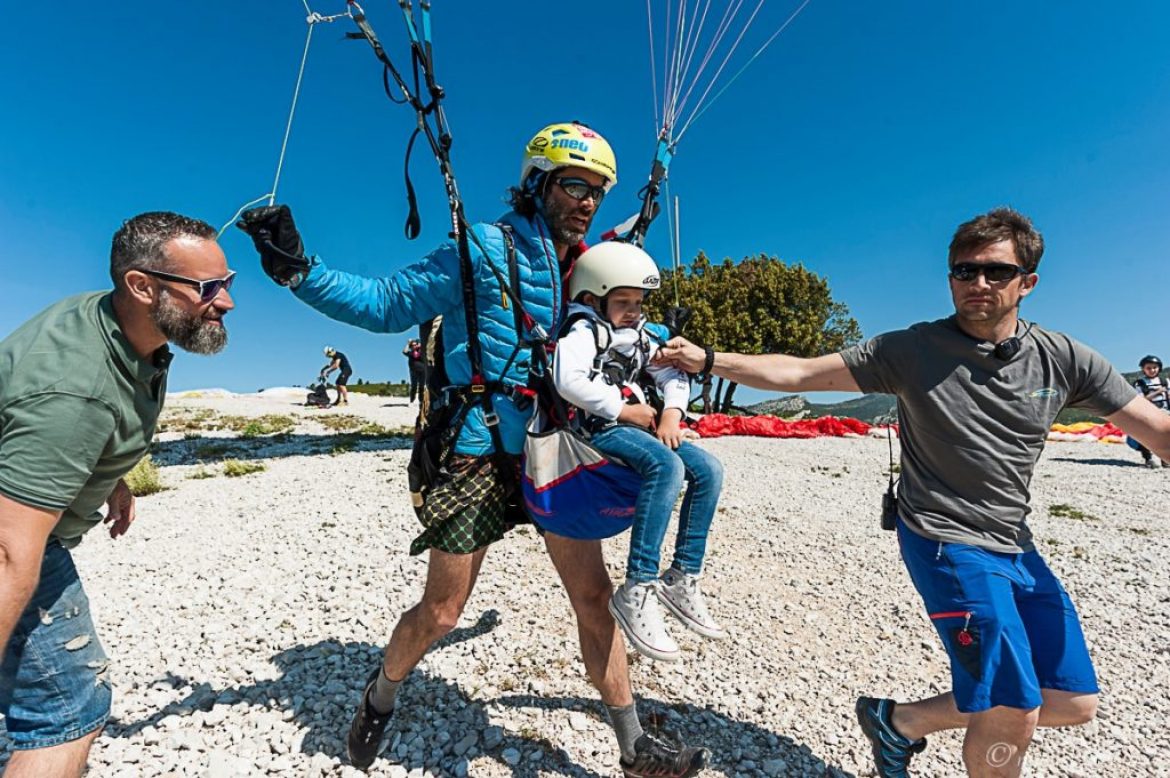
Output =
[
  {"x1": 542, "y1": 194, "x2": 590, "y2": 246},
  {"x1": 151, "y1": 288, "x2": 227, "y2": 355}
]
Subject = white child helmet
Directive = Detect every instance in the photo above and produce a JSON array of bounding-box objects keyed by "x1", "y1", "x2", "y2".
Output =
[
  {"x1": 569, "y1": 241, "x2": 661, "y2": 301},
  {"x1": 323, "y1": 346, "x2": 336, "y2": 356}
]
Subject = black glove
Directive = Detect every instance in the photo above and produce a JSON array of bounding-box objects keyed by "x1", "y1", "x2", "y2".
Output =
[
  {"x1": 237, "y1": 204, "x2": 311, "y2": 287},
  {"x1": 663, "y1": 305, "x2": 694, "y2": 338}
]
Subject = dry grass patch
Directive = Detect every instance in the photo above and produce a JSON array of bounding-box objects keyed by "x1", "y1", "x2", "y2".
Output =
[
  {"x1": 223, "y1": 459, "x2": 267, "y2": 477},
  {"x1": 157, "y1": 408, "x2": 218, "y2": 434}
]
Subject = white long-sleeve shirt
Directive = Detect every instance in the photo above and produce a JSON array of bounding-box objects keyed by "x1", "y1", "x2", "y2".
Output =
[{"x1": 553, "y1": 303, "x2": 691, "y2": 421}]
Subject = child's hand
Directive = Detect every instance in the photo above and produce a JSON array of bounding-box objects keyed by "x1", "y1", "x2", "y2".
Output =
[
  {"x1": 656, "y1": 408, "x2": 684, "y2": 449},
  {"x1": 618, "y1": 403, "x2": 658, "y2": 430}
]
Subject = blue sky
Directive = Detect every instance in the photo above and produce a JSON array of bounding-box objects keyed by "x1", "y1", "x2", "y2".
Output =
[{"x1": 2, "y1": 2, "x2": 1167, "y2": 402}]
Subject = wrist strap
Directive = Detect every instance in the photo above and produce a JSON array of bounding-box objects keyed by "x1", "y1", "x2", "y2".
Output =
[{"x1": 702, "y1": 347, "x2": 715, "y2": 376}]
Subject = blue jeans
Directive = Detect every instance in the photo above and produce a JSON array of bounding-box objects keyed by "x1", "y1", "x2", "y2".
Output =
[
  {"x1": 590, "y1": 425, "x2": 724, "y2": 583},
  {"x1": 0, "y1": 541, "x2": 111, "y2": 749}
]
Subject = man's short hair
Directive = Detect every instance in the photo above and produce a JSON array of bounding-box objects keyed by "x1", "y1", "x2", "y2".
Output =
[
  {"x1": 948, "y1": 207, "x2": 1044, "y2": 273},
  {"x1": 110, "y1": 211, "x2": 217, "y2": 290}
]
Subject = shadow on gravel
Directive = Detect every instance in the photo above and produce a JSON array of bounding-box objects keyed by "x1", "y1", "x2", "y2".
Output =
[
  {"x1": 494, "y1": 693, "x2": 854, "y2": 778},
  {"x1": 1049, "y1": 457, "x2": 1145, "y2": 468},
  {"x1": 107, "y1": 610, "x2": 608, "y2": 776},
  {"x1": 150, "y1": 433, "x2": 413, "y2": 466}
]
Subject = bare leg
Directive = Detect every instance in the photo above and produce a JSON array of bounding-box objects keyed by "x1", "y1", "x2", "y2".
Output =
[
  {"x1": 381, "y1": 547, "x2": 488, "y2": 681},
  {"x1": 892, "y1": 690, "x2": 1097, "y2": 776},
  {"x1": 543, "y1": 533, "x2": 633, "y2": 707},
  {"x1": 962, "y1": 706, "x2": 1039, "y2": 778},
  {"x1": 894, "y1": 689, "x2": 1097, "y2": 741},
  {"x1": 6, "y1": 727, "x2": 101, "y2": 778}
]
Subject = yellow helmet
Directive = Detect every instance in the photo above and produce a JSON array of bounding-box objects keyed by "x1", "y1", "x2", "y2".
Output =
[{"x1": 520, "y1": 122, "x2": 617, "y2": 192}]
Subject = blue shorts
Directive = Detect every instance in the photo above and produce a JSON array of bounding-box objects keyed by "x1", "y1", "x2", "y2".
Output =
[
  {"x1": 897, "y1": 519, "x2": 1098, "y2": 713},
  {"x1": 0, "y1": 542, "x2": 111, "y2": 749}
]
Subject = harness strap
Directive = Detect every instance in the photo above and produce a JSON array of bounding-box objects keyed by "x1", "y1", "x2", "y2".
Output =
[{"x1": 476, "y1": 226, "x2": 520, "y2": 453}]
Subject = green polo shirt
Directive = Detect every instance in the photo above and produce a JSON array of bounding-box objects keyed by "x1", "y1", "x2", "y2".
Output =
[{"x1": 0, "y1": 292, "x2": 169, "y2": 547}]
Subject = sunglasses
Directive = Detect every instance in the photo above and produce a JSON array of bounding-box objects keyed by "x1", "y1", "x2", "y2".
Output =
[
  {"x1": 144, "y1": 269, "x2": 236, "y2": 303},
  {"x1": 948, "y1": 262, "x2": 1028, "y2": 283},
  {"x1": 553, "y1": 176, "x2": 606, "y2": 204}
]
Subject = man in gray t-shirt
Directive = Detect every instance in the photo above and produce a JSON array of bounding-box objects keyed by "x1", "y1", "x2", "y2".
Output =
[{"x1": 656, "y1": 208, "x2": 1170, "y2": 778}]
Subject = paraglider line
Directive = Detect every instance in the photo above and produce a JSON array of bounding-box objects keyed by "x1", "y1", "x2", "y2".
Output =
[
  {"x1": 269, "y1": 20, "x2": 316, "y2": 206},
  {"x1": 677, "y1": 0, "x2": 813, "y2": 142}
]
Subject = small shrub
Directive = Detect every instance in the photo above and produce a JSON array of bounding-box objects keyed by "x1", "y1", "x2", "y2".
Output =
[
  {"x1": 188, "y1": 466, "x2": 216, "y2": 480},
  {"x1": 125, "y1": 455, "x2": 166, "y2": 496},
  {"x1": 223, "y1": 459, "x2": 266, "y2": 477}
]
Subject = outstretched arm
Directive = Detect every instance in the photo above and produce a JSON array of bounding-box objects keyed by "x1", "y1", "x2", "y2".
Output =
[
  {"x1": 239, "y1": 205, "x2": 461, "y2": 334},
  {"x1": 654, "y1": 337, "x2": 860, "y2": 394},
  {"x1": 1107, "y1": 395, "x2": 1170, "y2": 462}
]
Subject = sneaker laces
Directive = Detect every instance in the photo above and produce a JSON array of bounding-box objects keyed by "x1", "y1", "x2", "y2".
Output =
[{"x1": 626, "y1": 730, "x2": 693, "y2": 772}]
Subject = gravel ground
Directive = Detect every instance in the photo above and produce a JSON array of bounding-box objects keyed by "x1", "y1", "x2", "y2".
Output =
[{"x1": 5, "y1": 392, "x2": 1167, "y2": 777}]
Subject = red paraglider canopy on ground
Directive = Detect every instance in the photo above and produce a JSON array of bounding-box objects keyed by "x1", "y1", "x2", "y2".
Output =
[{"x1": 692, "y1": 414, "x2": 872, "y2": 439}]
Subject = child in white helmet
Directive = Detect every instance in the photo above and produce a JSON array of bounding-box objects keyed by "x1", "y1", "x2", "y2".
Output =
[
  {"x1": 1133, "y1": 355, "x2": 1170, "y2": 468},
  {"x1": 553, "y1": 241, "x2": 726, "y2": 662}
]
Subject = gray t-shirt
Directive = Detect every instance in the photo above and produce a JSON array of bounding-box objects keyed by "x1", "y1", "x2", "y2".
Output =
[{"x1": 841, "y1": 317, "x2": 1134, "y2": 553}]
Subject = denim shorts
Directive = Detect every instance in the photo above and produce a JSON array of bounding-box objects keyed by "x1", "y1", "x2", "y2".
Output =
[
  {"x1": 897, "y1": 519, "x2": 1098, "y2": 712},
  {"x1": 0, "y1": 541, "x2": 111, "y2": 749}
]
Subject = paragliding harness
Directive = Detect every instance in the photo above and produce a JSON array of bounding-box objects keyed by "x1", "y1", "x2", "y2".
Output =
[
  {"x1": 1134, "y1": 374, "x2": 1170, "y2": 412},
  {"x1": 406, "y1": 227, "x2": 544, "y2": 516},
  {"x1": 305, "y1": 375, "x2": 333, "y2": 408},
  {"x1": 554, "y1": 310, "x2": 667, "y2": 432},
  {"x1": 520, "y1": 310, "x2": 678, "y2": 540}
]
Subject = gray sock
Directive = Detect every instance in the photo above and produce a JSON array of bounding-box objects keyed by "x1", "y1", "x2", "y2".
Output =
[
  {"x1": 605, "y1": 702, "x2": 644, "y2": 762},
  {"x1": 368, "y1": 667, "x2": 403, "y2": 715}
]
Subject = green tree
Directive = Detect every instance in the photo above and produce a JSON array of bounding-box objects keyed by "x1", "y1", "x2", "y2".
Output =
[{"x1": 645, "y1": 252, "x2": 861, "y2": 412}]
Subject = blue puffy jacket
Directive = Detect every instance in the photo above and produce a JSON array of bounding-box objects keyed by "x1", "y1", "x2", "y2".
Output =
[{"x1": 293, "y1": 210, "x2": 564, "y2": 456}]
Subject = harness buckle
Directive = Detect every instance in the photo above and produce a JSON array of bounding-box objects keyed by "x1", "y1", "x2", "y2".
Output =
[
  {"x1": 483, "y1": 410, "x2": 500, "y2": 427},
  {"x1": 470, "y1": 384, "x2": 486, "y2": 394}
]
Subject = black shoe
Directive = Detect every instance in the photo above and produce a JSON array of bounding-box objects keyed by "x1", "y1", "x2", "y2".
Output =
[
  {"x1": 855, "y1": 696, "x2": 927, "y2": 777},
  {"x1": 620, "y1": 731, "x2": 709, "y2": 778},
  {"x1": 347, "y1": 668, "x2": 394, "y2": 770}
]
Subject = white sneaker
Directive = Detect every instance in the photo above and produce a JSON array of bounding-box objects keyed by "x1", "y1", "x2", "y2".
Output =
[
  {"x1": 609, "y1": 581, "x2": 680, "y2": 662},
  {"x1": 657, "y1": 568, "x2": 728, "y2": 640},
  {"x1": 1148, "y1": 456, "x2": 1162, "y2": 470}
]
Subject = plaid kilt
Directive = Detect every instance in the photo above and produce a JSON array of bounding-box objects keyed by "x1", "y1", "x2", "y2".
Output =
[{"x1": 409, "y1": 454, "x2": 525, "y2": 556}]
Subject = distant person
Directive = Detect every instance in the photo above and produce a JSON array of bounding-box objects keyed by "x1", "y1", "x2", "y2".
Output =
[
  {"x1": 553, "y1": 242, "x2": 725, "y2": 663},
  {"x1": 322, "y1": 346, "x2": 352, "y2": 406},
  {"x1": 238, "y1": 122, "x2": 709, "y2": 776},
  {"x1": 656, "y1": 207, "x2": 1170, "y2": 778},
  {"x1": 0, "y1": 212, "x2": 234, "y2": 777},
  {"x1": 1131, "y1": 355, "x2": 1169, "y2": 468},
  {"x1": 402, "y1": 338, "x2": 425, "y2": 403}
]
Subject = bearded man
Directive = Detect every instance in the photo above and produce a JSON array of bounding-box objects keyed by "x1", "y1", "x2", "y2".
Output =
[
  {"x1": 0, "y1": 211, "x2": 234, "y2": 776},
  {"x1": 238, "y1": 121, "x2": 709, "y2": 777}
]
